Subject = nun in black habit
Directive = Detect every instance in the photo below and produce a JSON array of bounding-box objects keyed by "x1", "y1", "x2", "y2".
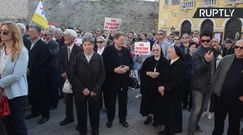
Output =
[
  {"x1": 140, "y1": 44, "x2": 168, "y2": 126},
  {"x1": 158, "y1": 45, "x2": 186, "y2": 135}
]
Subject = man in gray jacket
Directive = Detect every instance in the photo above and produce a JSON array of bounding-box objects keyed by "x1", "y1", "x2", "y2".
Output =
[
  {"x1": 212, "y1": 40, "x2": 243, "y2": 135},
  {"x1": 187, "y1": 30, "x2": 215, "y2": 135}
]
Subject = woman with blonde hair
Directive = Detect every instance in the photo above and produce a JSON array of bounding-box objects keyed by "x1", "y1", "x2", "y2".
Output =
[{"x1": 0, "y1": 21, "x2": 29, "y2": 135}]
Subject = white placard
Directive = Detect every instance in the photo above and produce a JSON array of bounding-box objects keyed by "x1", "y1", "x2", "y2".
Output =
[
  {"x1": 214, "y1": 33, "x2": 221, "y2": 42},
  {"x1": 104, "y1": 17, "x2": 122, "y2": 31},
  {"x1": 134, "y1": 42, "x2": 151, "y2": 56}
]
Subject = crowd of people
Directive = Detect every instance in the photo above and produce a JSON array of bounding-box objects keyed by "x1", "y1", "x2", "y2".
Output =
[{"x1": 0, "y1": 21, "x2": 242, "y2": 135}]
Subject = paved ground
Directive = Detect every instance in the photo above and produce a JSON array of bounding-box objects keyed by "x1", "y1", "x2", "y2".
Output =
[{"x1": 26, "y1": 89, "x2": 236, "y2": 135}]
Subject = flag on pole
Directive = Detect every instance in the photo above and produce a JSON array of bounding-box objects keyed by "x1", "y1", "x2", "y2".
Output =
[{"x1": 31, "y1": 1, "x2": 49, "y2": 29}]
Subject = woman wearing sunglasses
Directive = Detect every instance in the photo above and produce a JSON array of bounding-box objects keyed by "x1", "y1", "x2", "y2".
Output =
[{"x1": 0, "y1": 21, "x2": 29, "y2": 135}]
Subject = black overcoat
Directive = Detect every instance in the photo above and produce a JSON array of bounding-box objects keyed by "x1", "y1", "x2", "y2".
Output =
[
  {"x1": 27, "y1": 39, "x2": 49, "y2": 100},
  {"x1": 69, "y1": 52, "x2": 106, "y2": 101},
  {"x1": 163, "y1": 58, "x2": 186, "y2": 134},
  {"x1": 102, "y1": 45, "x2": 133, "y2": 91},
  {"x1": 139, "y1": 56, "x2": 167, "y2": 117}
]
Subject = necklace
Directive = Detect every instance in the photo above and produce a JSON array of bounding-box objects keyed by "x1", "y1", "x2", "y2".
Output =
[{"x1": 4, "y1": 48, "x2": 11, "y2": 55}]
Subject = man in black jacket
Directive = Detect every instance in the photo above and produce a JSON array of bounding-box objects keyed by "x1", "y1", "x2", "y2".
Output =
[
  {"x1": 25, "y1": 25, "x2": 50, "y2": 125},
  {"x1": 187, "y1": 31, "x2": 216, "y2": 135},
  {"x1": 43, "y1": 30, "x2": 60, "y2": 109},
  {"x1": 212, "y1": 40, "x2": 243, "y2": 135},
  {"x1": 102, "y1": 32, "x2": 133, "y2": 128},
  {"x1": 58, "y1": 29, "x2": 82, "y2": 126}
]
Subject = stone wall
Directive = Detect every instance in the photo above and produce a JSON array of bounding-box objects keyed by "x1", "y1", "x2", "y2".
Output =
[
  {"x1": 1, "y1": 0, "x2": 159, "y2": 33},
  {"x1": 0, "y1": 0, "x2": 29, "y2": 22}
]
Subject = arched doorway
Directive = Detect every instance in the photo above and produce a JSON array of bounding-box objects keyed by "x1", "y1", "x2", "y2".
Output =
[
  {"x1": 200, "y1": 19, "x2": 214, "y2": 33},
  {"x1": 224, "y1": 18, "x2": 242, "y2": 40},
  {"x1": 181, "y1": 20, "x2": 191, "y2": 36}
]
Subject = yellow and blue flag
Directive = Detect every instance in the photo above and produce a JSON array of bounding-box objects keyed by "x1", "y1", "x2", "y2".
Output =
[{"x1": 31, "y1": 1, "x2": 49, "y2": 29}]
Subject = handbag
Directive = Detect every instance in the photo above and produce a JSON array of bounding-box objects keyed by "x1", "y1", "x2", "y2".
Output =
[
  {"x1": 62, "y1": 79, "x2": 73, "y2": 94},
  {"x1": 128, "y1": 69, "x2": 140, "y2": 89},
  {"x1": 0, "y1": 96, "x2": 11, "y2": 118}
]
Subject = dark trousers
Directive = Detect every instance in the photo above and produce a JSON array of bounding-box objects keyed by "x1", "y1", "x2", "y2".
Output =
[
  {"x1": 64, "y1": 93, "x2": 74, "y2": 120},
  {"x1": 0, "y1": 119, "x2": 7, "y2": 135},
  {"x1": 105, "y1": 88, "x2": 128, "y2": 122},
  {"x1": 209, "y1": 93, "x2": 217, "y2": 113},
  {"x1": 2, "y1": 96, "x2": 28, "y2": 135},
  {"x1": 28, "y1": 93, "x2": 50, "y2": 119},
  {"x1": 182, "y1": 78, "x2": 192, "y2": 109},
  {"x1": 75, "y1": 98, "x2": 100, "y2": 134},
  {"x1": 99, "y1": 87, "x2": 108, "y2": 110},
  {"x1": 28, "y1": 74, "x2": 49, "y2": 119},
  {"x1": 212, "y1": 94, "x2": 243, "y2": 135},
  {"x1": 58, "y1": 73, "x2": 65, "y2": 98},
  {"x1": 47, "y1": 70, "x2": 59, "y2": 108}
]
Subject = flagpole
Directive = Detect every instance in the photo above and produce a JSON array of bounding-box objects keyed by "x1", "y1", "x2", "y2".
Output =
[{"x1": 29, "y1": 20, "x2": 32, "y2": 26}]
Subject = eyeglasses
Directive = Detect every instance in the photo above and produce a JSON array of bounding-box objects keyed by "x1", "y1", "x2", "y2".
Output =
[
  {"x1": 201, "y1": 39, "x2": 211, "y2": 43},
  {"x1": 174, "y1": 39, "x2": 180, "y2": 40},
  {"x1": 234, "y1": 45, "x2": 243, "y2": 50},
  {"x1": 43, "y1": 34, "x2": 49, "y2": 37},
  {"x1": 76, "y1": 31, "x2": 81, "y2": 34},
  {"x1": 0, "y1": 30, "x2": 10, "y2": 35},
  {"x1": 97, "y1": 41, "x2": 103, "y2": 44},
  {"x1": 157, "y1": 33, "x2": 164, "y2": 35}
]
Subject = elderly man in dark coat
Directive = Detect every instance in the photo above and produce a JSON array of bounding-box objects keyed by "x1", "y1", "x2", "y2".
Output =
[
  {"x1": 212, "y1": 40, "x2": 243, "y2": 135},
  {"x1": 58, "y1": 29, "x2": 82, "y2": 126}
]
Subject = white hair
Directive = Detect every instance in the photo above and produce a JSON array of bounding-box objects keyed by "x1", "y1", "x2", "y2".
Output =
[
  {"x1": 55, "y1": 28, "x2": 63, "y2": 35},
  {"x1": 17, "y1": 23, "x2": 26, "y2": 34},
  {"x1": 236, "y1": 39, "x2": 243, "y2": 46},
  {"x1": 96, "y1": 36, "x2": 105, "y2": 42},
  {"x1": 152, "y1": 44, "x2": 161, "y2": 51},
  {"x1": 64, "y1": 29, "x2": 77, "y2": 40},
  {"x1": 192, "y1": 37, "x2": 199, "y2": 44},
  {"x1": 49, "y1": 25, "x2": 56, "y2": 31},
  {"x1": 83, "y1": 32, "x2": 93, "y2": 37}
]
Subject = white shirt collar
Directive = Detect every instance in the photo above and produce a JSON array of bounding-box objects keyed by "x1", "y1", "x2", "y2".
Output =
[
  {"x1": 154, "y1": 56, "x2": 160, "y2": 61},
  {"x1": 30, "y1": 38, "x2": 41, "y2": 50},
  {"x1": 170, "y1": 57, "x2": 179, "y2": 65},
  {"x1": 84, "y1": 52, "x2": 94, "y2": 63},
  {"x1": 97, "y1": 47, "x2": 105, "y2": 55},
  {"x1": 67, "y1": 43, "x2": 74, "y2": 52}
]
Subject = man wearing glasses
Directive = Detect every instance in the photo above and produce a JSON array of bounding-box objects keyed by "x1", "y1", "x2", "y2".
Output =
[
  {"x1": 187, "y1": 30, "x2": 216, "y2": 135},
  {"x1": 212, "y1": 39, "x2": 243, "y2": 135},
  {"x1": 154, "y1": 30, "x2": 170, "y2": 59}
]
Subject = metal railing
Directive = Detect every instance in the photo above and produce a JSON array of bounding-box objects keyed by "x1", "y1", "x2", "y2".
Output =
[
  {"x1": 201, "y1": 0, "x2": 218, "y2": 7},
  {"x1": 225, "y1": 0, "x2": 243, "y2": 5},
  {"x1": 181, "y1": 0, "x2": 195, "y2": 9}
]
